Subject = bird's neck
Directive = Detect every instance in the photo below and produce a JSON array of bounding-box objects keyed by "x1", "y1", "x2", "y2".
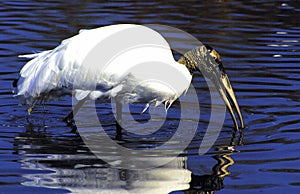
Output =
[{"x1": 177, "y1": 52, "x2": 198, "y2": 75}]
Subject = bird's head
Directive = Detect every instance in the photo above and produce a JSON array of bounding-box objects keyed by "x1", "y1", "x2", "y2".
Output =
[{"x1": 178, "y1": 45, "x2": 244, "y2": 130}]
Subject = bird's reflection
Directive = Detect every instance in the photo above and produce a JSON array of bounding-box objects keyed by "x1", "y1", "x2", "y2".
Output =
[{"x1": 14, "y1": 123, "x2": 243, "y2": 194}]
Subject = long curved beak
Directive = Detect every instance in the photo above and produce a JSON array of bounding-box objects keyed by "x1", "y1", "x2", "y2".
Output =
[
  {"x1": 193, "y1": 46, "x2": 244, "y2": 130},
  {"x1": 215, "y1": 73, "x2": 244, "y2": 130},
  {"x1": 180, "y1": 45, "x2": 244, "y2": 130}
]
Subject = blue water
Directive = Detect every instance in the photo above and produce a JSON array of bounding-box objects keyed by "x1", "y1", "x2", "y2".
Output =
[{"x1": 1, "y1": 0, "x2": 300, "y2": 193}]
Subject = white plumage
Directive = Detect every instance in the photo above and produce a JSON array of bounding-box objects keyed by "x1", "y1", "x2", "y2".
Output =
[
  {"x1": 14, "y1": 24, "x2": 244, "y2": 130},
  {"x1": 16, "y1": 24, "x2": 191, "y2": 110}
]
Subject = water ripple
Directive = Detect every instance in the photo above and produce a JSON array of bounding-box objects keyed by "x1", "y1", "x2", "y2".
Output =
[{"x1": 0, "y1": 0, "x2": 300, "y2": 193}]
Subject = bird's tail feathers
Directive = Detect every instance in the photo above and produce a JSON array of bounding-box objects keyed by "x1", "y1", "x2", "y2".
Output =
[
  {"x1": 18, "y1": 53, "x2": 41, "y2": 59},
  {"x1": 18, "y1": 49, "x2": 53, "y2": 59}
]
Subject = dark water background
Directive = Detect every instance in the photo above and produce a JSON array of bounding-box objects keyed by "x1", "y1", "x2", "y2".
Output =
[{"x1": 1, "y1": 0, "x2": 300, "y2": 193}]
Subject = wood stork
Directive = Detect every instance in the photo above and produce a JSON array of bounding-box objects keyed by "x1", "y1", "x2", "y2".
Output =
[{"x1": 13, "y1": 24, "x2": 244, "y2": 130}]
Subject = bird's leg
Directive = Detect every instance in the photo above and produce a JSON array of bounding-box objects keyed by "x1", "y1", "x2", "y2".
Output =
[
  {"x1": 63, "y1": 99, "x2": 86, "y2": 124},
  {"x1": 115, "y1": 96, "x2": 123, "y2": 140},
  {"x1": 27, "y1": 99, "x2": 38, "y2": 115},
  {"x1": 42, "y1": 96, "x2": 48, "y2": 111},
  {"x1": 116, "y1": 101, "x2": 123, "y2": 126}
]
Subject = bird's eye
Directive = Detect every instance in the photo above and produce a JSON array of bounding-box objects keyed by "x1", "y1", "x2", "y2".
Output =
[
  {"x1": 204, "y1": 44, "x2": 222, "y2": 64},
  {"x1": 207, "y1": 47, "x2": 225, "y2": 73},
  {"x1": 210, "y1": 49, "x2": 222, "y2": 64}
]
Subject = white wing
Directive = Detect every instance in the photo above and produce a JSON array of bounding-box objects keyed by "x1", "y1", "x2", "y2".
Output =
[
  {"x1": 16, "y1": 24, "x2": 192, "y2": 107},
  {"x1": 16, "y1": 25, "x2": 135, "y2": 101}
]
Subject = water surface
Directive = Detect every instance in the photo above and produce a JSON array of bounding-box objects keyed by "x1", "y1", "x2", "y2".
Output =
[{"x1": 0, "y1": 0, "x2": 300, "y2": 193}]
